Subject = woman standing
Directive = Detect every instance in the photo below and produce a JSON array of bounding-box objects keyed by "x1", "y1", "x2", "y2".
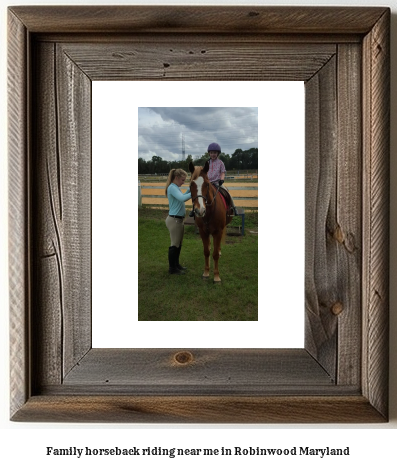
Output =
[{"x1": 165, "y1": 168, "x2": 191, "y2": 275}]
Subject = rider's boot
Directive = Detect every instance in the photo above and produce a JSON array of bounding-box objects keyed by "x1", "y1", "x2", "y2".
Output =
[
  {"x1": 168, "y1": 246, "x2": 185, "y2": 275},
  {"x1": 176, "y1": 244, "x2": 187, "y2": 271}
]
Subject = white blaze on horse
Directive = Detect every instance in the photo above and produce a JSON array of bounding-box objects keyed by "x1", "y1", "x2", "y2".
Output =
[{"x1": 189, "y1": 161, "x2": 233, "y2": 283}]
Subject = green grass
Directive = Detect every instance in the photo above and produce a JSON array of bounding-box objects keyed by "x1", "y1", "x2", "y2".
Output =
[{"x1": 138, "y1": 207, "x2": 258, "y2": 321}]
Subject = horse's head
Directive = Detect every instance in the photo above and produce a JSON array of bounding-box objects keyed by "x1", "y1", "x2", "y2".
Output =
[{"x1": 189, "y1": 160, "x2": 210, "y2": 218}]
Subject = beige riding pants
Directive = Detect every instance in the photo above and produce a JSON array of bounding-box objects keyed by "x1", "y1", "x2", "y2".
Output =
[{"x1": 166, "y1": 216, "x2": 185, "y2": 247}]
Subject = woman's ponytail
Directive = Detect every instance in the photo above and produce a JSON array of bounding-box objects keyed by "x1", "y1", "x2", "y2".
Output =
[{"x1": 165, "y1": 168, "x2": 176, "y2": 196}]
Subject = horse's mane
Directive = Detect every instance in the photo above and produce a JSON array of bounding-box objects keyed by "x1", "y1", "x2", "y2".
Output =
[{"x1": 191, "y1": 165, "x2": 203, "y2": 181}]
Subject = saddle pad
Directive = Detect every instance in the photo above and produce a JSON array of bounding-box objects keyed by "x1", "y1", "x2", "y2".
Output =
[{"x1": 219, "y1": 192, "x2": 228, "y2": 210}]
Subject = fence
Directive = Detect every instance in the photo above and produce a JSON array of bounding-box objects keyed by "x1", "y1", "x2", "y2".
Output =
[
  {"x1": 138, "y1": 180, "x2": 258, "y2": 209},
  {"x1": 138, "y1": 172, "x2": 258, "y2": 182}
]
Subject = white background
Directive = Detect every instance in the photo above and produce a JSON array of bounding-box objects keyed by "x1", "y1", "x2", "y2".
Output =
[
  {"x1": 1, "y1": 0, "x2": 396, "y2": 470},
  {"x1": 92, "y1": 81, "x2": 305, "y2": 348}
]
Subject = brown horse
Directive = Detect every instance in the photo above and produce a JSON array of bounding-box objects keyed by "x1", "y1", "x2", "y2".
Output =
[{"x1": 189, "y1": 161, "x2": 232, "y2": 283}]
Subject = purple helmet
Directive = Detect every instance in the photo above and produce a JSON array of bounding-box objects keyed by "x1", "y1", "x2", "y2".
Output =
[{"x1": 208, "y1": 142, "x2": 221, "y2": 153}]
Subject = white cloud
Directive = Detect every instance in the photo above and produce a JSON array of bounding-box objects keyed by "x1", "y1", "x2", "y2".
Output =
[{"x1": 138, "y1": 107, "x2": 258, "y2": 161}]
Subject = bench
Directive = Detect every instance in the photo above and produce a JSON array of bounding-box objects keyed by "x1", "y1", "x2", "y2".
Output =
[{"x1": 184, "y1": 207, "x2": 245, "y2": 235}]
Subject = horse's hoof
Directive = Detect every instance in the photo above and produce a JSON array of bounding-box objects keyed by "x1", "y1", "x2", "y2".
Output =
[
  {"x1": 213, "y1": 280, "x2": 221, "y2": 284},
  {"x1": 202, "y1": 275, "x2": 210, "y2": 280}
]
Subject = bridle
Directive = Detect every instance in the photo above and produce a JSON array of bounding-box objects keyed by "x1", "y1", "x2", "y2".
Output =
[
  {"x1": 191, "y1": 180, "x2": 220, "y2": 208},
  {"x1": 190, "y1": 176, "x2": 229, "y2": 226}
]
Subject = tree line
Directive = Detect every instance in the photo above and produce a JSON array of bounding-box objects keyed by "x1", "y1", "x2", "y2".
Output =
[{"x1": 138, "y1": 148, "x2": 258, "y2": 174}]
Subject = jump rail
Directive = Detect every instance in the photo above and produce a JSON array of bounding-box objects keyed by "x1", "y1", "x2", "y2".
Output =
[{"x1": 138, "y1": 181, "x2": 258, "y2": 209}]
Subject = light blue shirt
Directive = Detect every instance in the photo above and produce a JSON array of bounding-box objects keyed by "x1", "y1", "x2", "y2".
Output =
[{"x1": 167, "y1": 183, "x2": 191, "y2": 217}]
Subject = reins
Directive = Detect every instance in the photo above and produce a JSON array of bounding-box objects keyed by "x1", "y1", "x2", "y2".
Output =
[{"x1": 191, "y1": 180, "x2": 220, "y2": 223}]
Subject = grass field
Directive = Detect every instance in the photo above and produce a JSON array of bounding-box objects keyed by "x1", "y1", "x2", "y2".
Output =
[{"x1": 138, "y1": 207, "x2": 258, "y2": 321}]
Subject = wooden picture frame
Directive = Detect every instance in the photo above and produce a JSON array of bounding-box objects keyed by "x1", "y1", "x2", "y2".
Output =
[{"x1": 8, "y1": 6, "x2": 390, "y2": 423}]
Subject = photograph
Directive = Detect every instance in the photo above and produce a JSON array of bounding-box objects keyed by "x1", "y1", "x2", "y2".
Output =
[{"x1": 138, "y1": 107, "x2": 259, "y2": 320}]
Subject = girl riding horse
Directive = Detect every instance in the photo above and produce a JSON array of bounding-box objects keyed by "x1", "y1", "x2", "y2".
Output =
[{"x1": 189, "y1": 142, "x2": 238, "y2": 217}]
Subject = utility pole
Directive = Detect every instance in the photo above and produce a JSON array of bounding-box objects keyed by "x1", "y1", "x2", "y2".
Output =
[{"x1": 182, "y1": 133, "x2": 185, "y2": 160}]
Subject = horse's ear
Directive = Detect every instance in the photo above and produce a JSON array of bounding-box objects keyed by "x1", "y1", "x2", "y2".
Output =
[
  {"x1": 203, "y1": 160, "x2": 210, "y2": 173},
  {"x1": 189, "y1": 161, "x2": 195, "y2": 174}
]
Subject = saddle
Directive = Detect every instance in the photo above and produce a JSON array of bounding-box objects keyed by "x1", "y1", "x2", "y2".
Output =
[{"x1": 212, "y1": 183, "x2": 233, "y2": 214}]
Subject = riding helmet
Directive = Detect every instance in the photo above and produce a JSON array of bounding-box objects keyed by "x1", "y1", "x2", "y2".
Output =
[{"x1": 208, "y1": 142, "x2": 221, "y2": 153}]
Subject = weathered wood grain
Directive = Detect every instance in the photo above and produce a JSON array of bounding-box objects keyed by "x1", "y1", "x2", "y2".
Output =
[
  {"x1": 55, "y1": 44, "x2": 92, "y2": 377},
  {"x1": 32, "y1": 41, "x2": 92, "y2": 386},
  {"x1": 304, "y1": 43, "x2": 363, "y2": 386},
  {"x1": 8, "y1": 9, "x2": 29, "y2": 419},
  {"x1": 304, "y1": 56, "x2": 338, "y2": 378},
  {"x1": 62, "y1": 349, "x2": 333, "y2": 389},
  {"x1": 32, "y1": 42, "x2": 63, "y2": 387},
  {"x1": 8, "y1": 6, "x2": 387, "y2": 34},
  {"x1": 335, "y1": 44, "x2": 362, "y2": 386},
  {"x1": 11, "y1": 396, "x2": 385, "y2": 424},
  {"x1": 59, "y1": 43, "x2": 336, "y2": 82},
  {"x1": 362, "y1": 9, "x2": 390, "y2": 419},
  {"x1": 8, "y1": 6, "x2": 390, "y2": 423}
]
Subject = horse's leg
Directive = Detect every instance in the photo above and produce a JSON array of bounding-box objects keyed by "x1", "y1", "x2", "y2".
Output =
[
  {"x1": 212, "y1": 231, "x2": 222, "y2": 283},
  {"x1": 201, "y1": 232, "x2": 211, "y2": 279}
]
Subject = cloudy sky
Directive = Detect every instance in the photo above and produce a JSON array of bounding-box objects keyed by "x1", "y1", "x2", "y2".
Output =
[{"x1": 138, "y1": 107, "x2": 258, "y2": 161}]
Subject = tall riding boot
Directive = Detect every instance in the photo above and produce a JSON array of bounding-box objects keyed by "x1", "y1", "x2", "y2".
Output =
[
  {"x1": 168, "y1": 246, "x2": 185, "y2": 275},
  {"x1": 176, "y1": 245, "x2": 187, "y2": 271},
  {"x1": 230, "y1": 196, "x2": 239, "y2": 216}
]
